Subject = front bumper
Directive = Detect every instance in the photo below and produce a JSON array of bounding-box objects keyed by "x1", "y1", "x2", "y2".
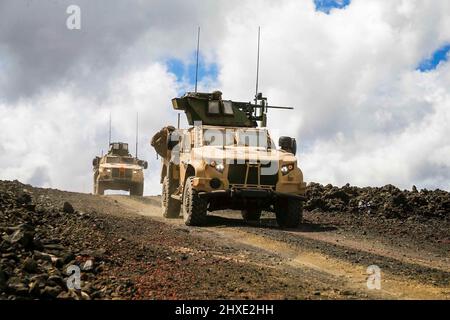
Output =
[
  {"x1": 197, "y1": 188, "x2": 306, "y2": 201},
  {"x1": 192, "y1": 177, "x2": 306, "y2": 196},
  {"x1": 197, "y1": 187, "x2": 306, "y2": 212},
  {"x1": 97, "y1": 178, "x2": 142, "y2": 191}
]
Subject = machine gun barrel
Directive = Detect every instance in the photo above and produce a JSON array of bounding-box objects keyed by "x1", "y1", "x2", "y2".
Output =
[
  {"x1": 234, "y1": 101, "x2": 293, "y2": 110},
  {"x1": 264, "y1": 105, "x2": 293, "y2": 110}
]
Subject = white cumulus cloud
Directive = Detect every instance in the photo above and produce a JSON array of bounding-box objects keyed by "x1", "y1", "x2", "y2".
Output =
[{"x1": 1, "y1": 0, "x2": 450, "y2": 194}]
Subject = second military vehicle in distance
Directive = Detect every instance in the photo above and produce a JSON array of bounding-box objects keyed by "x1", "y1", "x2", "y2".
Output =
[
  {"x1": 92, "y1": 142, "x2": 148, "y2": 196},
  {"x1": 151, "y1": 91, "x2": 306, "y2": 227}
]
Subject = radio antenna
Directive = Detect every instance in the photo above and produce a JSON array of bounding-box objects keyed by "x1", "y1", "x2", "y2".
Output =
[
  {"x1": 108, "y1": 112, "x2": 112, "y2": 145},
  {"x1": 135, "y1": 112, "x2": 139, "y2": 159},
  {"x1": 254, "y1": 26, "x2": 261, "y2": 104},
  {"x1": 194, "y1": 26, "x2": 201, "y2": 93}
]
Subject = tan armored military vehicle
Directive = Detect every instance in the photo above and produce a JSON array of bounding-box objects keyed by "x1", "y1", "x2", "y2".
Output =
[
  {"x1": 92, "y1": 142, "x2": 148, "y2": 196},
  {"x1": 151, "y1": 91, "x2": 306, "y2": 227}
]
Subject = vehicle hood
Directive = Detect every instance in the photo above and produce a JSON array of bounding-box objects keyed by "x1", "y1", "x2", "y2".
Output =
[
  {"x1": 100, "y1": 164, "x2": 143, "y2": 170},
  {"x1": 192, "y1": 146, "x2": 297, "y2": 163}
]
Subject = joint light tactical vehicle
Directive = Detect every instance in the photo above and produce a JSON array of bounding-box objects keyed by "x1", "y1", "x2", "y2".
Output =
[
  {"x1": 93, "y1": 142, "x2": 148, "y2": 196},
  {"x1": 151, "y1": 91, "x2": 306, "y2": 227}
]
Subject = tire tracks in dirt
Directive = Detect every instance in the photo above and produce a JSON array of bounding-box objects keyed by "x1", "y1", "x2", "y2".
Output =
[{"x1": 106, "y1": 195, "x2": 450, "y2": 300}]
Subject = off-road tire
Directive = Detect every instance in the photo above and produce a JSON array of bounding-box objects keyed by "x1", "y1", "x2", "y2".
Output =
[
  {"x1": 275, "y1": 198, "x2": 303, "y2": 228},
  {"x1": 182, "y1": 177, "x2": 207, "y2": 226},
  {"x1": 162, "y1": 176, "x2": 180, "y2": 218},
  {"x1": 96, "y1": 183, "x2": 105, "y2": 196},
  {"x1": 241, "y1": 208, "x2": 262, "y2": 221},
  {"x1": 130, "y1": 184, "x2": 144, "y2": 197}
]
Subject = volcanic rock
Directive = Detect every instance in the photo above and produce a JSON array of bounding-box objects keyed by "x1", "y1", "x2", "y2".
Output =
[{"x1": 62, "y1": 202, "x2": 75, "y2": 214}]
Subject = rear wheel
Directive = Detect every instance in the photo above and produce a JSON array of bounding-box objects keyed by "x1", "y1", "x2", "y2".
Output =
[
  {"x1": 162, "y1": 176, "x2": 180, "y2": 218},
  {"x1": 275, "y1": 198, "x2": 303, "y2": 228},
  {"x1": 130, "y1": 184, "x2": 144, "y2": 196},
  {"x1": 241, "y1": 208, "x2": 262, "y2": 222},
  {"x1": 182, "y1": 177, "x2": 207, "y2": 226}
]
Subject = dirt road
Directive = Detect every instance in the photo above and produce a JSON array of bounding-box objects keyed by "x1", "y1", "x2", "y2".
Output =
[
  {"x1": 102, "y1": 195, "x2": 449, "y2": 299},
  {"x1": 1, "y1": 180, "x2": 448, "y2": 300}
]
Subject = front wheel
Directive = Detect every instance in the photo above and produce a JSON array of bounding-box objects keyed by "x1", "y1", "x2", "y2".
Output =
[
  {"x1": 241, "y1": 208, "x2": 262, "y2": 222},
  {"x1": 162, "y1": 177, "x2": 180, "y2": 218},
  {"x1": 95, "y1": 183, "x2": 105, "y2": 195},
  {"x1": 182, "y1": 177, "x2": 207, "y2": 226},
  {"x1": 130, "y1": 184, "x2": 144, "y2": 196},
  {"x1": 274, "y1": 198, "x2": 303, "y2": 228}
]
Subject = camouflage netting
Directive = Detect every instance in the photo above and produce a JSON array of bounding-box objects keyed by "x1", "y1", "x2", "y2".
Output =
[{"x1": 305, "y1": 183, "x2": 450, "y2": 220}]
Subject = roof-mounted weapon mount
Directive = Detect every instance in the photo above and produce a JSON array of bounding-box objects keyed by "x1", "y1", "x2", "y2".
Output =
[
  {"x1": 235, "y1": 92, "x2": 293, "y2": 127},
  {"x1": 108, "y1": 142, "x2": 130, "y2": 157},
  {"x1": 172, "y1": 91, "x2": 292, "y2": 128}
]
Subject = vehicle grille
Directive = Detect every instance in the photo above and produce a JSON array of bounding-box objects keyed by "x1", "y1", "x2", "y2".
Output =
[
  {"x1": 228, "y1": 161, "x2": 278, "y2": 186},
  {"x1": 112, "y1": 168, "x2": 133, "y2": 179}
]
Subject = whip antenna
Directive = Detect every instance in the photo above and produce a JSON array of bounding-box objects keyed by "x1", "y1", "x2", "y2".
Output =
[
  {"x1": 135, "y1": 112, "x2": 139, "y2": 159},
  {"x1": 195, "y1": 26, "x2": 201, "y2": 93},
  {"x1": 108, "y1": 112, "x2": 112, "y2": 145},
  {"x1": 255, "y1": 26, "x2": 261, "y2": 104}
]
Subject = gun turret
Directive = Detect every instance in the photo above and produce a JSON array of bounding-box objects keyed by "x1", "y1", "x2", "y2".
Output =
[
  {"x1": 108, "y1": 142, "x2": 130, "y2": 157},
  {"x1": 172, "y1": 91, "x2": 292, "y2": 128}
]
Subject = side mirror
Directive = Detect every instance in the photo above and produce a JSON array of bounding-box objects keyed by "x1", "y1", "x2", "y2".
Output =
[
  {"x1": 279, "y1": 136, "x2": 297, "y2": 155},
  {"x1": 137, "y1": 160, "x2": 148, "y2": 169},
  {"x1": 92, "y1": 157, "x2": 99, "y2": 166}
]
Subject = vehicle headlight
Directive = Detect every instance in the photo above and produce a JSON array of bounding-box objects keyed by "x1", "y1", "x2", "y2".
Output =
[
  {"x1": 133, "y1": 170, "x2": 139, "y2": 174},
  {"x1": 106, "y1": 169, "x2": 111, "y2": 173},
  {"x1": 215, "y1": 163, "x2": 225, "y2": 173},
  {"x1": 281, "y1": 163, "x2": 295, "y2": 175},
  {"x1": 209, "y1": 160, "x2": 225, "y2": 173}
]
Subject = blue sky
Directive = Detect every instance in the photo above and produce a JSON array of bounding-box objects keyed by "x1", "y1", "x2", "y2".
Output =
[
  {"x1": 417, "y1": 44, "x2": 450, "y2": 72},
  {"x1": 166, "y1": 54, "x2": 218, "y2": 90},
  {"x1": 314, "y1": 0, "x2": 350, "y2": 14}
]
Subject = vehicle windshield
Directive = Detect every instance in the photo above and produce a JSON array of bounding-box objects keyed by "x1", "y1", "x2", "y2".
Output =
[
  {"x1": 236, "y1": 129, "x2": 269, "y2": 148},
  {"x1": 106, "y1": 157, "x2": 135, "y2": 164},
  {"x1": 121, "y1": 157, "x2": 135, "y2": 164},
  {"x1": 203, "y1": 128, "x2": 271, "y2": 148},
  {"x1": 203, "y1": 129, "x2": 236, "y2": 147}
]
